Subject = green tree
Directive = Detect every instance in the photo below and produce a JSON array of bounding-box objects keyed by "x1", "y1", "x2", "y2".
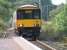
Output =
[{"x1": 46, "y1": 4, "x2": 67, "y2": 41}]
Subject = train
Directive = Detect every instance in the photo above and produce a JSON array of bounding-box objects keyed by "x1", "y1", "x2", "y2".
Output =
[{"x1": 13, "y1": 4, "x2": 41, "y2": 40}]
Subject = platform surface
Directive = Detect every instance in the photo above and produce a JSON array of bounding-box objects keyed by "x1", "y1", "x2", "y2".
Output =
[
  {"x1": 0, "y1": 39, "x2": 22, "y2": 50},
  {"x1": 0, "y1": 37, "x2": 42, "y2": 50}
]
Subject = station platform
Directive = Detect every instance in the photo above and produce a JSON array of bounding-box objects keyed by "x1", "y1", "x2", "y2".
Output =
[{"x1": 0, "y1": 37, "x2": 42, "y2": 50}]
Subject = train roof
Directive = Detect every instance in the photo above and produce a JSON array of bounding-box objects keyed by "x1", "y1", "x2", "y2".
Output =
[
  {"x1": 17, "y1": 4, "x2": 39, "y2": 9},
  {"x1": 19, "y1": 5, "x2": 37, "y2": 8}
]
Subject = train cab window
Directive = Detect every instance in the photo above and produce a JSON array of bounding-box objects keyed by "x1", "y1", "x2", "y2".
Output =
[
  {"x1": 17, "y1": 9, "x2": 41, "y2": 19},
  {"x1": 23, "y1": 10, "x2": 32, "y2": 19},
  {"x1": 17, "y1": 10, "x2": 32, "y2": 19},
  {"x1": 33, "y1": 9, "x2": 40, "y2": 19},
  {"x1": 17, "y1": 10, "x2": 24, "y2": 19}
]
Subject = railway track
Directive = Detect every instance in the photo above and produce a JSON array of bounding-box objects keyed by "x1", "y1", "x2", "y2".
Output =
[
  {"x1": 6, "y1": 29, "x2": 56, "y2": 50},
  {"x1": 31, "y1": 40, "x2": 56, "y2": 50}
]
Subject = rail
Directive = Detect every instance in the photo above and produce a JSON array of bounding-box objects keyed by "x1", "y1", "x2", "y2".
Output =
[{"x1": 37, "y1": 40, "x2": 56, "y2": 50}]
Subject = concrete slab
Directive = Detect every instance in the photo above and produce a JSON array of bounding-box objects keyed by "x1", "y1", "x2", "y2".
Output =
[
  {"x1": 13, "y1": 37, "x2": 42, "y2": 50},
  {"x1": 0, "y1": 39, "x2": 22, "y2": 50}
]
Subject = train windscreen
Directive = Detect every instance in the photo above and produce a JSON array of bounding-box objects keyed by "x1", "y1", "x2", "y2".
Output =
[{"x1": 17, "y1": 9, "x2": 40, "y2": 19}]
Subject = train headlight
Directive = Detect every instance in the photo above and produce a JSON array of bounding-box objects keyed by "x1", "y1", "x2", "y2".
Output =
[{"x1": 19, "y1": 24, "x2": 22, "y2": 27}]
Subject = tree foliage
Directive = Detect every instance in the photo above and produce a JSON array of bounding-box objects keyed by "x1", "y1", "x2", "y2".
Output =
[
  {"x1": 43, "y1": 4, "x2": 67, "y2": 41},
  {"x1": 0, "y1": 0, "x2": 32, "y2": 31}
]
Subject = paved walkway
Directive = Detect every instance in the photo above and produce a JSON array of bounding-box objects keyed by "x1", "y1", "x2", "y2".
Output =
[{"x1": 0, "y1": 38, "x2": 22, "y2": 50}]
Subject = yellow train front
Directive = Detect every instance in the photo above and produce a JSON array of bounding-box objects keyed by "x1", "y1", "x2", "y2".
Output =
[{"x1": 16, "y1": 4, "x2": 41, "y2": 40}]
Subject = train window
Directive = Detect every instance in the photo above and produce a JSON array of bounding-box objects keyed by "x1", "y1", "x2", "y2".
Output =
[
  {"x1": 17, "y1": 10, "x2": 33, "y2": 19},
  {"x1": 23, "y1": 10, "x2": 32, "y2": 19},
  {"x1": 33, "y1": 9, "x2": 40, "y2": 19},
  {"x1": 23, "y1": 12, "x2": 32, "y2": 19},
  {"x1": 17, "y1": 10, "x2": 24, "y2": 19},
  {"x1": 17, "y1": 9, "x2": 40, "y2": 19}
]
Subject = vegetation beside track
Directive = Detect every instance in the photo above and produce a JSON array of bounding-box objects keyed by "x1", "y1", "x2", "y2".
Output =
[{"x1": 41, "y1": 4, "x2": 67, "y2": 42}]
